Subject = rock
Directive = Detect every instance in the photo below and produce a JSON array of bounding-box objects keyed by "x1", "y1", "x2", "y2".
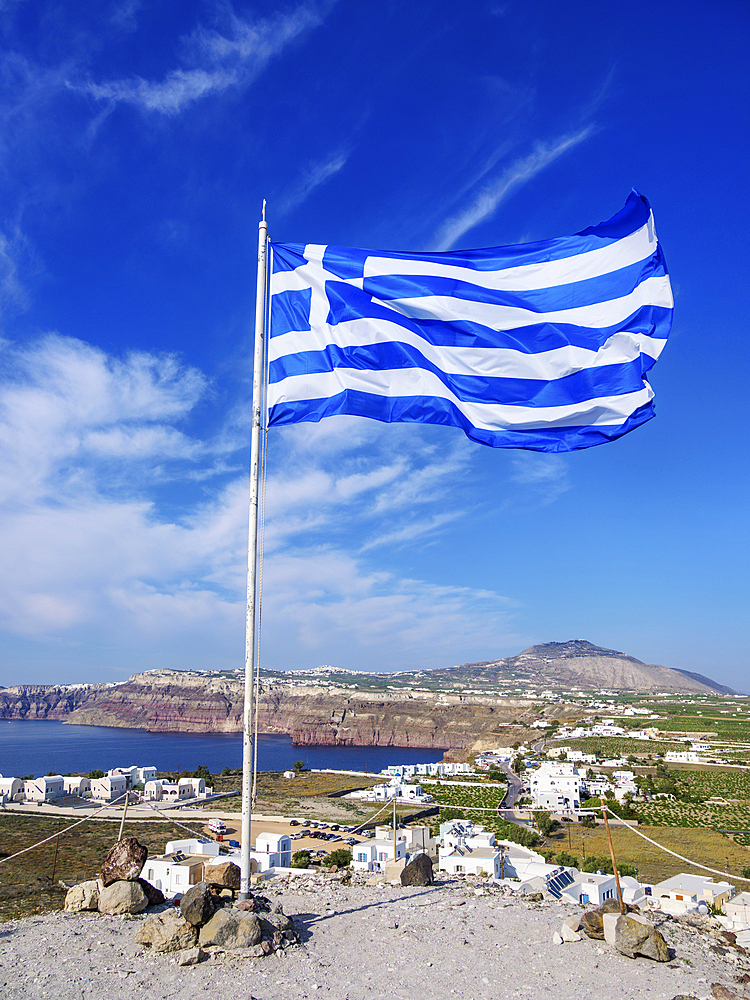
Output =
[
  {"x1": 136, "y1": 878, "x2": 165, "y2": 907},
  {"x1": 98, "y1": 879, "x2": 149, "y2": 915},
  {"x1": 711, "y1": 986, "x2": 740, "y2": 1000},
  {"x1": 177, "y1": 947, "x2": 207, "y2": 966},
  {"x1": 599, "y1": 897, "x2": 626, "y2": 915},
  {"x1": 563, "y1": 914, "x2": 581, "y2": 932},
  {"x1": 64, "y1": 879, "x2": 100, "y2": 912},
  {"x1": 260, "y1": 911, "x2": 296, "y2": 938},
  {"x1": 581, "y1": 910, "x2": 605, "y2": 940},
  {"x1": 100, "y1": 837, "x2": 148, "y2": 887},
  {"x1": 615, "y1": 914, "x2": 670, "y2": 962},
  {"x1": 135, "y1": 910, "x2": 199, "y2": 953},
  {"x1": 206, "y1": 861, "x2": 241, "y2": 891},
  {"x1": 365, "y1": 877, "x2": 385, "y2": 886},
  {"x1": 180, "y1": 882, "x2": 218, "y2": 927},
  {"x1": 552, "y1": 931, "x2": 563, "y2": 945},
  {"x1": 400, "y1": 854, "x2": 434, "y2": 887},
  {"x1": 561, "y1": 923, "x2": 582, "y2": 943},
  {"x1": 526, "y1": 892, "x2": 544, "y2": 902},
  {"x1": 235, "y1": 900, "x2": 256, "y2": 912},
  {"x1": 603, "y1": 912, "x2": 620, "y2": 945},
  {"x1": 198, "y1": 909, "x2": 262, "y2": 949}
]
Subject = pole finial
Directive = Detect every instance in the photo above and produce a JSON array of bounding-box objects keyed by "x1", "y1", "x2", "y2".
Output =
[{"x1": 262, "y1": 199, "x2": 266, "y2": 222}]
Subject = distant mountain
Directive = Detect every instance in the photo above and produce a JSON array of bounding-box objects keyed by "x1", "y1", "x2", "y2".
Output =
[{"x1": 431, "y1": 639, "x2": 735, "y2": 694}]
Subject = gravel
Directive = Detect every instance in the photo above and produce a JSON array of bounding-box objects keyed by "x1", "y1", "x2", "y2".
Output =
[{"x1": 1, "y1": 875, "x2": 748, "y2": 1000}]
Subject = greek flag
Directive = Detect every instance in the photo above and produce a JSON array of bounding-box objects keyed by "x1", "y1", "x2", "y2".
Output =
[{"x1": 267, "y1": 191, "x2": 672, "y2": 452}]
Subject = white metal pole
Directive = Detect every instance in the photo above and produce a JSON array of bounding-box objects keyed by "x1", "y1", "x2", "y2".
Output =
[{"x1": 239, "y1": 208, "x2": 269, "y2": 898}]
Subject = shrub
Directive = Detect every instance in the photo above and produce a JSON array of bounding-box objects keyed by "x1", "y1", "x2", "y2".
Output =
[
  {"x1": 321, "y1": 849, "x2": 352, "y2": 868},
  {"x1": 89, "y1": 769, "x2": 104, "y2": 779},
  {"x1": 554, "y1": 851, "x2": 579, "y2": 868},
  {"x1": 291, "y1": 851, "x2": 311, "y2": 868}
]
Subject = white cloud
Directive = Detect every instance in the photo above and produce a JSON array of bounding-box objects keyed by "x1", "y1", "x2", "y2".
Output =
[
  {"x1": 510, "y1": 452, "x2": 571, "y2": 504},
  {"x1": 76, "y1": 2, "x2": 333, "y2": 115},
  {"x1": 433, "y1": 128, "x2": 593, "y2": 250},
  {"x1": 278, "y1": 151, "x2": 350, "y2": 215}
]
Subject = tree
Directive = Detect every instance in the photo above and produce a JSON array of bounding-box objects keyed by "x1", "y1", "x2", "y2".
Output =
[
  {"x1": 221, "y1": 766, "x2": 232, "y2": 776},
  {"x1": 192, "y1": 765, "x2": 212, "y2": 780},
  {"x1": 742, "y1": 867, "x2": 750, "y2": 880},
  {"x1": 291, "y1": 851, "x2": 311, "y2": 868},
  {"x1": 293, "y1": 761, "x2": 307, "y2": 773},
  {"x1": 555, "y1": 851, "x2": 579, "y2": 868},
  {"x1": 532, "y1": 811, "x2": 558, "y2": 837},
  {"x1": 89, "y1": 769, "x2": 104, "y2": 779},
  {"x1": 321, "y1": 849, "x2": 352, "y2": 868}
]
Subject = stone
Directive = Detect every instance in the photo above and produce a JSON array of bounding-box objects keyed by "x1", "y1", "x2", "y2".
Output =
[
  {"x1": 180, "y1": 882, "x2": 218, "y2": 927},
  {"x1": 711, "y1": 986, "x2": 740, "y2": 1000},
  {"x1": 64, "y1": 879, "x2": 100, "y2": 912},
  {"x1": 365, "y1": 877, "x2": 385, "y2": 887},
  {"x1": 135, "y1": 910, "x2": 199, "y2": 953},
  {"x1": 581, "y1": 910, "x2": 605, "y2": 940},
  {"x1": 260, "y1": 911, "x2": 296, "y2": 938},
  {"x1": 603, "y1": 912, "x2": 620, "y2": 945},
  {"x1": 615, "y1": 914, "x2": 670, "y2": 962},
  {"x1": 400, "y1": 854, "x2": 434, "y2": 887},
  {"x1": 206, "y1": 861, "x2": 241, "y2": 891},
  {"x1": 198, "y1": 909, "x2": 262, "y2": 949},
  {"x1": 599, "y1": 897, "x2": 626, "y2": 915},
  {"x1": 101, "y1": 837, "x2": 148, "y2": 887},
  {"x1": 561, "y1": 923, "x2": 582, "y2": 943},
  {"x1": 136, "y1": 878, "x2": 165, "y2": 907},
  {"x1": 526, "y1": 892, "x2": 544, "y2": 902},
  {"x1": 563, "y1": 914, "x2": 581, "y2": 932},
  {"x1": 177, "y1": 947, "x2": 207, "y2": 966},
  {"x1": 552, "y1": 931, "x2": 563, "y2": 945},
  {"x1": 98, "y1": 879, "x2": 149, "y2": 915}
]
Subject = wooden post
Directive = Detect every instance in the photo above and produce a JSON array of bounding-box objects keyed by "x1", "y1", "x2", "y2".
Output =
[
  {"x1": 601, "y1": 797, "x2": 625, "y2": 914},
  {"x1": 118, "y1": 792, "x2": 129, "y2": 842}
]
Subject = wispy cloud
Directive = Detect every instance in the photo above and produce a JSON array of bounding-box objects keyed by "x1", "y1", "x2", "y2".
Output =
[
  {"x1": 76, "y1": 2, "x2": 332, "y2": 115},
  {"x1": 510, "y1": 452, "x2": 571, "y2": 505},
  {"x1": 433, "y1": 127, "x2": 594, "y2": 250},
  {"x1": 278, "y1": 151, "x2": 350, "y2": 215}
]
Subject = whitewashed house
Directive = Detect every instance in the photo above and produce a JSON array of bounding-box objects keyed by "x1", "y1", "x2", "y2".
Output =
[
  {"x1": 178, "y1": 777, "x2": 213, "y2": 798},
  {"x1": 90, "y1": 774, "x2": 128, "y2": 802},
  {"x1": 143, "y1": 839, "x2": 222, "y2": 898},
  {"x1": 665, "y1": 751, "x2": 701, "y2": 764},
  {"x1": 23, "y1": 775, "x2": 64, "y2": 802},
  {"x1": 646, "y1": 874, "x2": 734, "y2": 915},
  {"x1": 723, "y1": 892, "x2": 750, "y2": 929},
  {"x1": 62, "y1": 776, "x2": 90, "y2": 797},
  {"x1": 559, "y1": 872, "x2": 620, "y2": 906},
  {"x1": 438, "y1": 820, "x2": 503, "y2": 878},
  {"x1": 351, "y1": 835, "x2": 407, "y2": 872},
  {"x1": 0, "y1": 776, "x2": 24, "y2": 803},
  {"x1": 252, "y1": 832, "x2": 291, "y2": 871},
  {"x1": 108, "y1": 765, "x2": 158, "y2": 788},
  {"x1": 529, "y1": 763, "x2": 582, "y2": 812}
]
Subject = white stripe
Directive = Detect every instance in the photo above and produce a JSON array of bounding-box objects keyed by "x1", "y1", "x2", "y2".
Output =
[
  {"x1": 270, "y1": 320, "x2": 667, "y2": 380},
  {"x1": 362, "y1": 218, "x2": 657, "y2": 291},
  {"x1": 381, "y1": 274, "x2": 673, "y2": 332},
  {"x1": 268, "y1": 368, "x2": 654, "y2": 431}
]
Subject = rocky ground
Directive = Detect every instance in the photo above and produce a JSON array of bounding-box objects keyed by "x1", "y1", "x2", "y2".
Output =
[{"x1": 1, "y1": 872, "x2": 749, "y2": 1000}]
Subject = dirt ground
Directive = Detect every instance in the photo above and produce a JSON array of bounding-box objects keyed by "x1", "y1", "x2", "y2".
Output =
[{"x1": 1, "y1": 873, "x2": 749, "y2": 1000}]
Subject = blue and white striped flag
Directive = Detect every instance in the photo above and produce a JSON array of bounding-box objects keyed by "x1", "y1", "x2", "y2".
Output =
[{"x1": 267, "y1": 191, "x2": 672, "y2": 452}]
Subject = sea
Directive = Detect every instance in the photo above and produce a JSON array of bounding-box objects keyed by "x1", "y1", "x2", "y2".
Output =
[{"x1": 0, "y1": 720, "x2": 444, "y2": 778}]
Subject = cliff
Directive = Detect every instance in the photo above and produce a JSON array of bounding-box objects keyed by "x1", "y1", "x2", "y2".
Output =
[{"x1": 0, "y1": 670, "x2": 540, "y2": 749}]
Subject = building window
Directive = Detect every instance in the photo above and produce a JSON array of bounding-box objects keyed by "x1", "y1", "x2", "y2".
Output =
[
  {"x1": 357, "y1": 853, "x2": 367, "y2": 862},
  {"x1": 456, "y1": 866, "x2": 464, "y2": 874},
  {"x1": 174, "y1": 873, "x2": 181, "y2": 884}
]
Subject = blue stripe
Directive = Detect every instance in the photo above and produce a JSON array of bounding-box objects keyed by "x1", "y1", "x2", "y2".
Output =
[
  {"x1": 322, "y1": 280, "x2": 671, "y2": 351},
  {"x1": 268, "y1": 392, "x2": 656, "y2": 453},
  {"x1": 269, "y1": 345, "x2": 651, "y2": 408},
  {"x1": 270, "y1": 287, "x2": 312, "y2": 338},
  {"x1": 359, "y1": 251, "x2": 666, "y2": 313},
  {"x1": 272, "y1": 243, "x2": 307, "y2": 273},
  {"x1": 271, "y1": 193, "x2": 653, "y2": 279}
]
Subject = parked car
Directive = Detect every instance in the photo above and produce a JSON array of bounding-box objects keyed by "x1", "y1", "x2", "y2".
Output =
[
  {"x1": 330, "y1": 824, "x2": 339, "y2": 831},
  {"x1": 302, "y1": 820, "x2": 311, "y2": 827},
  {"x1": 289, "y1": 819, "x2": 299, "y2": 826}
]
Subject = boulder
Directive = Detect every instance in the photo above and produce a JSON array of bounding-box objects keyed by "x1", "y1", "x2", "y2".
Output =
[
  {"x1": 136, "y1": 878, "x2": 165, "y2": 907},
  {"x1": 552, "y1": 931, "x2": 563, "y2": 945},
  {"x1": 101, "y1": 837, "x2": 148, "y2": 887},
  {"x1": 135, "y1": 910, "x2": 199, "y2": 953},
  {"x1": 581, "y1": 910, "x2": 605, "y2": 940},
  {"x1": 98, "y1": 879, "x2": 149, "y2": 915},
  {"x1": 198, "y1": 909, "x2": 262, "y2": 949},
  {"x1": 400, "y1": 853, "x2": 434, "y2": 887},
  {"x1": 206, "y1": 861, "x2": 240, "y2": 891},
  {"x1": 180, "y1": 882, "x2": 217, "y2": 927},
  {"x1": 615, "y1": 914, "x2": 670, "y2": 962},
  {"x1": 563, "y1": 915, "x2": 581, "y2": 932},
  {"x1": 64, "y1": 879, "x2": 100, "y2": 912}
]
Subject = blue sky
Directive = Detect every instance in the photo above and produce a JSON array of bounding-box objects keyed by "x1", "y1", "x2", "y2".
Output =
[{"x1": 0, "y1": 0, "x2": 747, "y2": 690}]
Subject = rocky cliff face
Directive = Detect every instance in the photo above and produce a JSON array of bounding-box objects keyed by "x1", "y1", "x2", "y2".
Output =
[{"x1": 0, "y1": 671, "x2": 540, "y2": 749}]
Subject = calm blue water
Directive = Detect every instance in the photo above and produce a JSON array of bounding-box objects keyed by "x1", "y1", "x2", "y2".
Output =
[{"x1": 0, "y1": 721, "x2": 443, "y2": 778}]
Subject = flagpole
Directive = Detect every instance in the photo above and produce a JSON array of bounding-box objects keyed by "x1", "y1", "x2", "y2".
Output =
[{"x1": 239, "y1": 205, "x2": 269, "y2": 898}]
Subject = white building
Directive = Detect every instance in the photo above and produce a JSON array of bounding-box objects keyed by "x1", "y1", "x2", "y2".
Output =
[
  {"x1": 529, "y1": 763, "x2": 582, "y2": 812},
  {"x1": 665, "y1": 751, "x2": 701, "y2": 764},
  {"x1": 252, "y1": 832, "x2": 292, "y2": 871},
  {"x1": 0, "y1": 776, "x2": 24, "y2": 803},
  {"x1": 351, "y1": 835, "x2": 407, "y2": 872},
  {"x1": 646, "y1": 874, "x2": 734, "y2": 915},
  {"x1": 350, "y1": 776, "x2": 434, "y2": 804},
  {"x1": 559, "y1": 872, "x2": 620, "y2": 906},
  {"x1": 373, "y1": 824, "x2": 436, "y2": 860},
  {"x1": 108, "y1": 765, "x2": 158, "y2": 788},
  {"x1": 437, "y1": 820, "x2": 503, "y2": 878},
  {"x1": 62, "y1": 776, "x2": 90, "y2": 797},
  {"x1": 144, "y1": 779, "x2": 193, "y2": 802},
  {"x1": 143, "y1": 839, "x2": 221, "y2": 898},
  {"x1": 90, "y1": 774, "x2": 128, "y2": 802},
  {"x1": 23, "y1": 775, "x2": 65, "y2": 802},
  {"x1": 723, "y1": 892, "x2": 750, "y2": 929}
]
